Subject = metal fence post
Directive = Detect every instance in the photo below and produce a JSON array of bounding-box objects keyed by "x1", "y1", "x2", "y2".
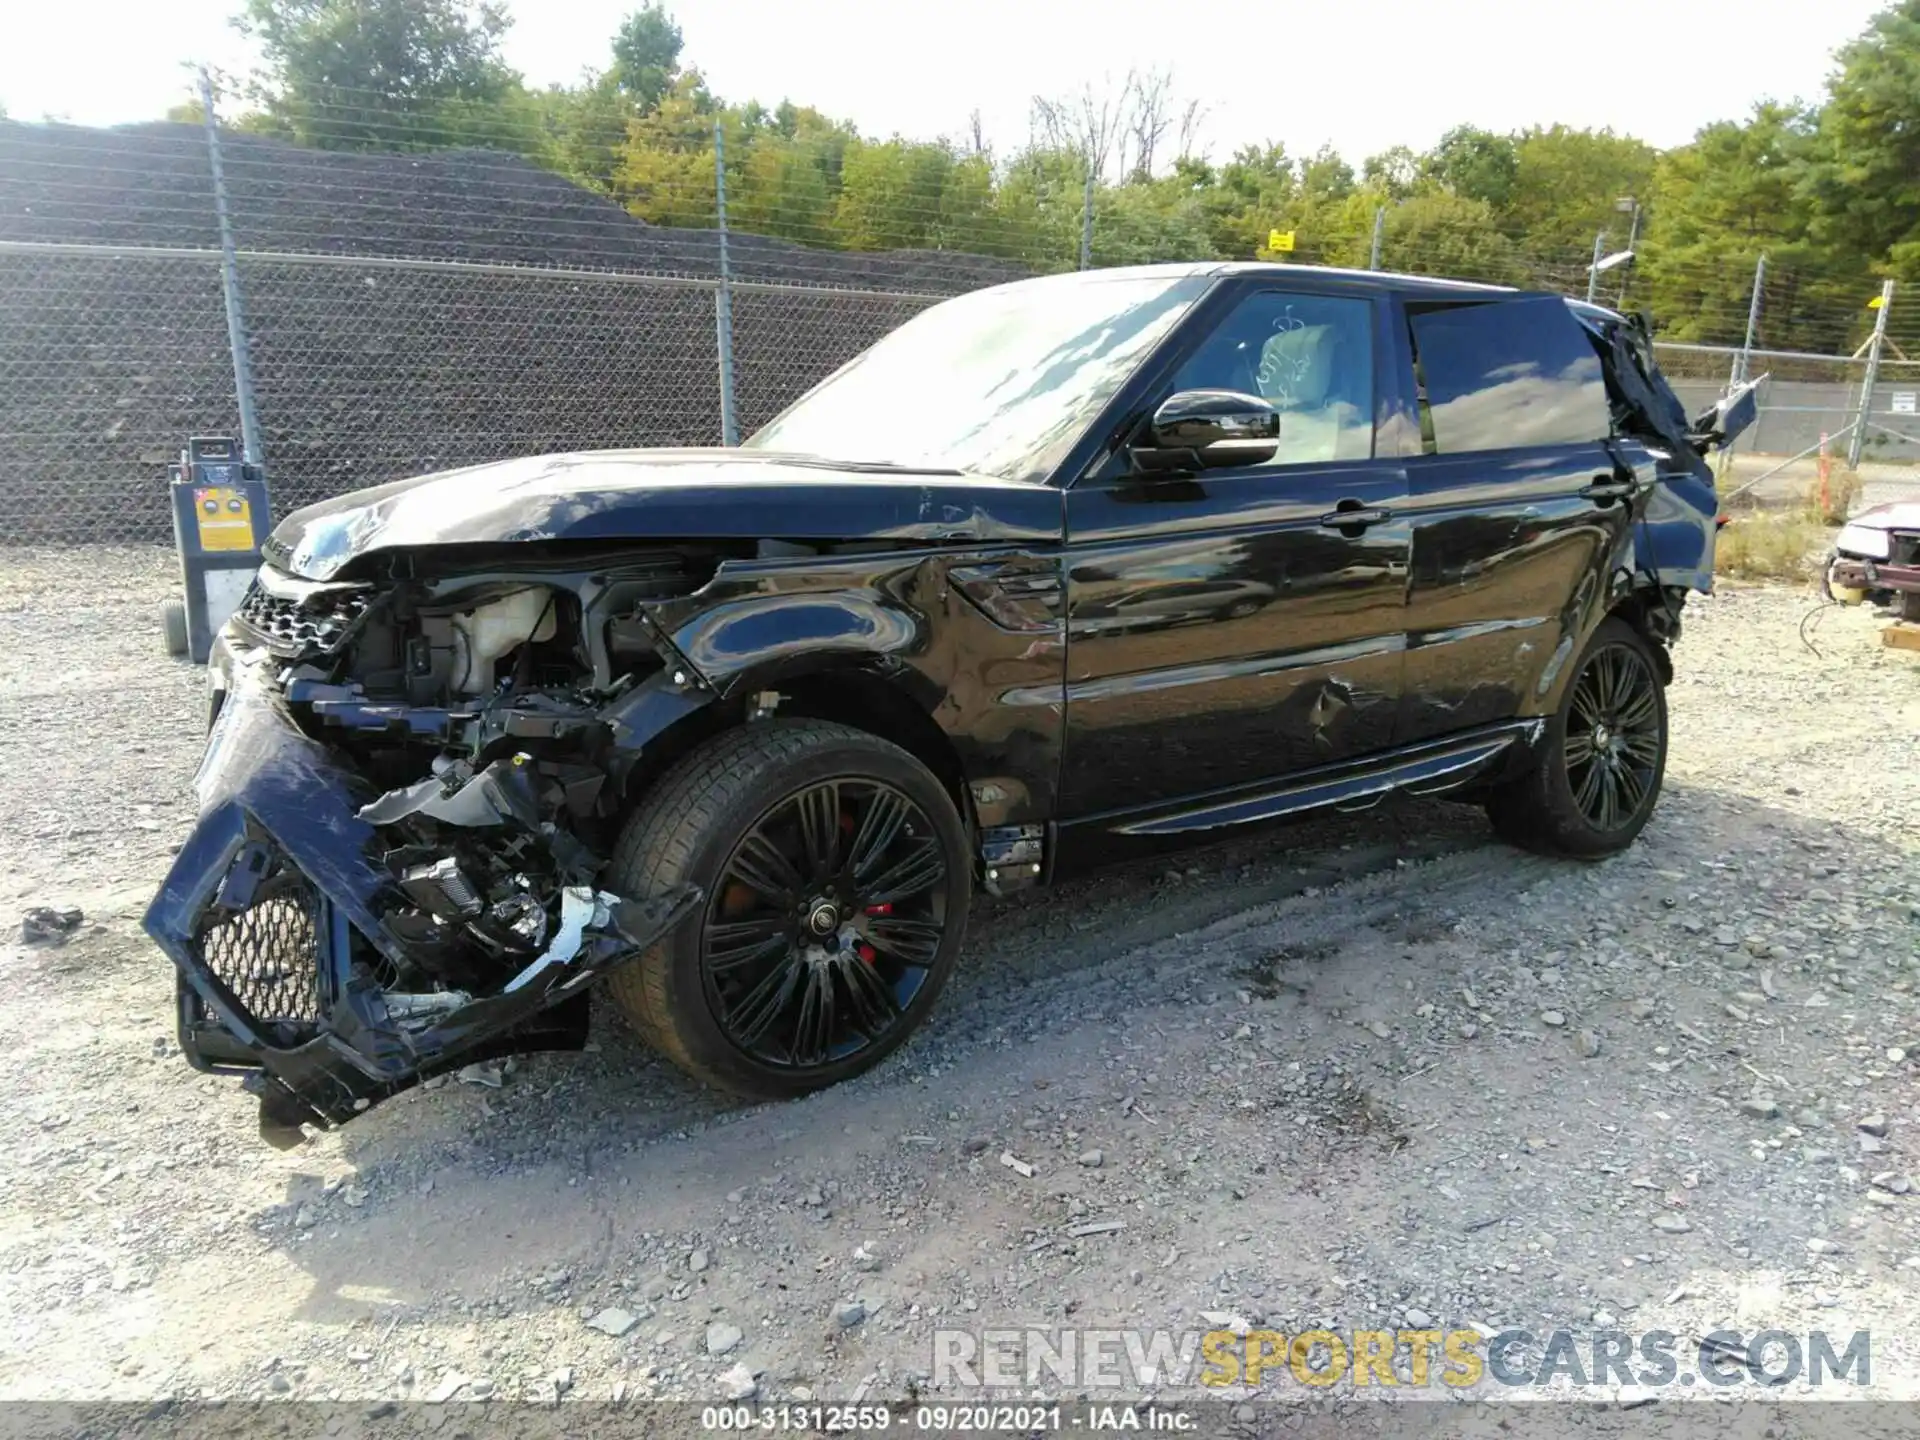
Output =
[
  {"x1": 1585, "y1": 230, "x2": 1604, "y2": 304},
  {"x1": 1846, "y1": 278, "x2": 1895, "y2": 469},
  {"x1": 713, "y1": 119, "x2": 738, "y2": 447},
  {"x1": 198, "y1": 70, "x2": 265, "y2": 473},
  {"x1": 1078, "y1": 164, "x2": 1095, "y2": 271},
  {"x1": 1368, "y1": 206, "x2": 1385, "y2": 270},
  {"x1": 1730, "y1": 253, "x2": 1766, "y2": 390}
]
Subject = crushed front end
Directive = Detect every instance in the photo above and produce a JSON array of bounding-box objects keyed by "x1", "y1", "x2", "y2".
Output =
[{"x1": 144, "y1": 556, "x2": 711, "y2": 1144}]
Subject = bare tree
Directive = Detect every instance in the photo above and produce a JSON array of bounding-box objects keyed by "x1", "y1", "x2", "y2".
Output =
[
  {"x1": 1176, "y1": 97, "x2": 1208, "y2": 164},
  {"x1": 966, "y1": 108, "x2": 988, "y2": 160},
  {"x1": 1124, "y1": 68, "x2": 1174, "y2": 181},
  {"x1": 1032, "y1": 69, "x2": 1203, "y2": 183},
  {"x1": 1030, "y1": 77, "x2": 1127, "y2": 181}
]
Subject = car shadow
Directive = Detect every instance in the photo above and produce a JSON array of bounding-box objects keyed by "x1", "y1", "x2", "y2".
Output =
[{"x1": 251, "y1": 776, "x2": 1879, "y2": 1326}]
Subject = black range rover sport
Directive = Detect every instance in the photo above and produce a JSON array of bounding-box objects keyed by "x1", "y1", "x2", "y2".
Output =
[{"x1": 145, "y1": 261, "x2": 1745, "y2": 1144}]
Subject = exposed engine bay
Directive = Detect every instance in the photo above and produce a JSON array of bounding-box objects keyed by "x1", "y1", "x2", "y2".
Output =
[{"x1": 154, "y1": 548, "x2": 752, "y2": 1142}]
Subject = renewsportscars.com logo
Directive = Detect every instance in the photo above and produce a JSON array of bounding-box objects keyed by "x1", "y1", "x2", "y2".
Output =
[{"x1": 931, "y1": 1328, "x2": 1871, "y2": 1391}]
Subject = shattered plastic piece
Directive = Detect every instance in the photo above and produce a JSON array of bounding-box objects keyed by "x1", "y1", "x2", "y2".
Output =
[
  {"x1": 1000, "y1": 1151, "x2": 1035, "y2": 1178},
  {"x1": 384, "y1": 990, "x2": 471, "y2": 1024},
  {"x1": 20, "y1": 906, "x2": 83, "y2": 945},
  {"x1": 456, "y1": 1062, "x2": 504, "y2": 1089},
  {"x1": 357, "y1": 754, "x2": 539, "y2": 828},
  {"x1": 503, "y1": 887, "x2": 627, "y2": 993}
]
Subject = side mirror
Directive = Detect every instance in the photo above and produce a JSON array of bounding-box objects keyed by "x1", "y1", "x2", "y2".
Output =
[{"x1": 1135, "y1": 390, "x2": 1280, "y2": 472}]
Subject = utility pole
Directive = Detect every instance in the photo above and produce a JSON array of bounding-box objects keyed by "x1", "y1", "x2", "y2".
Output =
[
  {"x1": 1585, "y1": 230, "x2": 1605, "y2": 304},
  {"x1": 1846, "y1": 279, "x2": 1895, "y2": 470},
  {"x1": 1368, "y1": 206, "x2": 1385, "y2": 271},
  {"x1": 713, "y1": 119, "x2": 738, "y2": 446},
  {"x1": 198, "y1": 69, "x2": 264, "y2": 472}
]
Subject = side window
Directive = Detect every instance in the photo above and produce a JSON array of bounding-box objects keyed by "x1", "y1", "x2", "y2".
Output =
[
  {"x1": 1408, "y1": 297, "x2": 1609, "y2": 454},
  {"x1": 1172, "y1": 292, "x2": 1374, "y2": 465}
]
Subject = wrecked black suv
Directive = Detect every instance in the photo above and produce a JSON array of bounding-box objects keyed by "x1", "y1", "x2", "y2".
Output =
[{"x1": 146, "y1": 262, "x2": 1744, "y2": 1144}]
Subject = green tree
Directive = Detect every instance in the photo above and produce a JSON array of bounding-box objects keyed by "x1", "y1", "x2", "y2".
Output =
[
  {"x1": 833, "y1": 138, "x2": 960, "y2": 251},
  {"x1": 1802, "y1": 0, "x2": 1920, "y2": 263},
  {"x1": 1424, "y1": 126, "x2": 1518, "y2": 209},
  {"x1": 1506, "y1": 125, "x2": 1658, "y2": 252},
  {"x1": 1361, "y1": 145, "x2": 1424, "y2": 203},
  {"x1": 730, "y1": 134, "x2": 836, "y2": 245},
  {"x1": 1638, "y1": 103, "x2": 1822, "y2": 342},
  {"x1": 1199, "y1": 143, "x2": 1293, "y2": 258},
  {"x1": 236, "y1": 0, "x2": 527, "y2": 151},
  {"x1": 616, "y1": 70, "x2": 718, "y2": 226},
  {"x1": 610, "y1": 3, "x2": 683, "y2": 111},
  {"x1": 1380, "y1": 192, "x2": 1527, "y2": 283}
]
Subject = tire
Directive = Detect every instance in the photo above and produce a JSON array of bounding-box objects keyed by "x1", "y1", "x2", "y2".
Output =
[
  {"x1": 604, "y1": 719, "x2": 971, "y2": 1100},
  {"x1": 161, "y1": 596, "x2": 189, "y2": 657},
  {"x1": 1486, "y1": 618, "x2": 1669, "y2": 859}
]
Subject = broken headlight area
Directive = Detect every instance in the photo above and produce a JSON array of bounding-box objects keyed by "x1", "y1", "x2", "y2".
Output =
[{"x1": 151, "y1": 572, "x2": 706, "y2": 1144}]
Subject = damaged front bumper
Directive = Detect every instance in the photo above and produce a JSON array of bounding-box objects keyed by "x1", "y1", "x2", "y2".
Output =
[
  {"x1": 1826, "y1": 553, "x2": 1920, "y2": 602},
  {"x1": 143, "y1": 647, "x2": 697, "y2": 1144}
]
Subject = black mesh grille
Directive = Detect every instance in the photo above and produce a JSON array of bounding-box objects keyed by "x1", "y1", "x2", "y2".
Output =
[
  {"x1": 198, "y1": 870, "x2": 324, "y2": 1030},
  {"x1": 1890, "y1": 531, "x2": 1919, "y2": 567},
  {"x1": 233, "y1": 580, "x2": 373, "y2": 657}
]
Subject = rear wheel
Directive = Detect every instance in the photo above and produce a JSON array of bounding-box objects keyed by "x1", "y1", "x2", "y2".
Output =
[
  {"x1": 605, "y1": 720, "x2": 970, "y2": 1099},
  {"x1": 161, "y1": 596, "x2": 188, "y2": 656},
  {"x1": 1486, "y1": 618, "x2": 1668, "y2": 858}
]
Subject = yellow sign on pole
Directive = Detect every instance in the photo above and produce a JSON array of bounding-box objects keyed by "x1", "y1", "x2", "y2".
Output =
[
  {"x1": 1267, "y1": 229, "x2": 1296, "y2": 254},
  {"x1": 1868, "y1": 294, "x2": 1886, "y2": 309}
]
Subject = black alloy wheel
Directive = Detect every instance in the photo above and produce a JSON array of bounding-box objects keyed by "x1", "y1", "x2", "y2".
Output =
[
  {"x1": 1485, "y1": 616, "x2": 1669, "y2": 859},
  {"x1": 605, "y1": 720, "x2": 970, "y2": 1099},
  {"x1": 702, "y1": 778, "x2": 948, "y2": 1069},
  {"x1": 1561, "y1": 642, "x2": 1663, "y2": 833}
]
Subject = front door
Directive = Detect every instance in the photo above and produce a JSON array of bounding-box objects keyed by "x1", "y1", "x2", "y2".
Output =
[{"x1": 1056, "y1": 284, "x2": 1410, "y2": 823}]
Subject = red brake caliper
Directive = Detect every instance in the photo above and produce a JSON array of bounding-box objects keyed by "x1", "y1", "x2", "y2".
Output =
[{"x1": 858, "y1": 903, "x2": 890, "y2": 963}]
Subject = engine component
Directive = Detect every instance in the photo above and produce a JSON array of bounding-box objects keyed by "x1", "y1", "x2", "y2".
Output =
[{"x1": 450, "y1": 587, "x2": 557, "y2": 694}]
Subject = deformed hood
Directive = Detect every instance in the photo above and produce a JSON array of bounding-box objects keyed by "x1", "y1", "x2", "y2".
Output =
[
  {"x1": 265, "y1": 448, "x2": 1063, "y2": 580},
  {"x1": 1844, "y1": 499, "x2": 1920, "y2": 533}
]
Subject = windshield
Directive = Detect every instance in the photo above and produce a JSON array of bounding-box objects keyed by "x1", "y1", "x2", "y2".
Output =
[{"x1": 744, "y1": 270, "x2": 1210, "y2": 483}]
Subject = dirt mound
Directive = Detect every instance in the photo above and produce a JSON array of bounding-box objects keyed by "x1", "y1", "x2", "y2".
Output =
[
  {"x1": 0, "y1": 121, "x2": 1029, "y2": 291},
  {"x1": 0, "y1": 122, "x2": 1026, "y2": 543}
]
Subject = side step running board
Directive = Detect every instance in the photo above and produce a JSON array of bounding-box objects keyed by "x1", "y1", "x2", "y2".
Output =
[{"x1": 1111, "y1": 721, "x2": 1544, "y2": 838}]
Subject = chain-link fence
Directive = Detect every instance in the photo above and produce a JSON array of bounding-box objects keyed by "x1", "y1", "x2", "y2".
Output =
[{"x1": 1, "y1": 95, "x2": 1915, "y2": 545}]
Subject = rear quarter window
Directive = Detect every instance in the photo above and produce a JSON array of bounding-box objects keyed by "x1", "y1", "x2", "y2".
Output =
[{"x1": 1409, "y1": 296, "x2": 1610, "y2": 454}]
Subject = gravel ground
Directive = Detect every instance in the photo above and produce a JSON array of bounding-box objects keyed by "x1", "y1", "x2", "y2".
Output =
[{"x1": 1, "y1": 547, "x2": 1918, "y2": 1410}]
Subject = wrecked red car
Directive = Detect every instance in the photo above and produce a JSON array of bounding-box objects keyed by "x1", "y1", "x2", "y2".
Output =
[{"x1": 1826, "y1": 500, "x2": 1920, "y2": 619}]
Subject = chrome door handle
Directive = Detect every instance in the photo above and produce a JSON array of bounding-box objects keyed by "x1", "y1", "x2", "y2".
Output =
[
  {"x1": 1583, "y1": 476, "x2": 1636, "y2": 504},
  {"x1": 1320, "y1": 506, "x2": 1392, "y2": 530}
]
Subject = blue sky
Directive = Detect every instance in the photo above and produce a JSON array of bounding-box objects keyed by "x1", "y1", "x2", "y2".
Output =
[{"x1": 0, "y1": 0, "x2": 1890, "y2": 162}]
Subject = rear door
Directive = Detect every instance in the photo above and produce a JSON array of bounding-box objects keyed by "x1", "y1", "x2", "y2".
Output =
[
  {"x1": 1058, "y1": 280, "x2": 1410, "y2": 821},
  {"x1": 1394, "y1": 294, "x2": 1636, "y2": 743}
]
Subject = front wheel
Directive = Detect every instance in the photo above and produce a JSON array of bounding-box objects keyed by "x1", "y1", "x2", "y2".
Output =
[
  {"x1": 1486, "y1": 617, "x2": 1669, "y2": 858},
  {"x1": 604, "y1": 720, "x2": 970, "y2": 1099}
]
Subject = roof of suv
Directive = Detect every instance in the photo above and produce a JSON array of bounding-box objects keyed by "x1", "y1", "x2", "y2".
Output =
[{"x1": 1024, "y1": 259, "x2": 1519, "y2": 300}]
